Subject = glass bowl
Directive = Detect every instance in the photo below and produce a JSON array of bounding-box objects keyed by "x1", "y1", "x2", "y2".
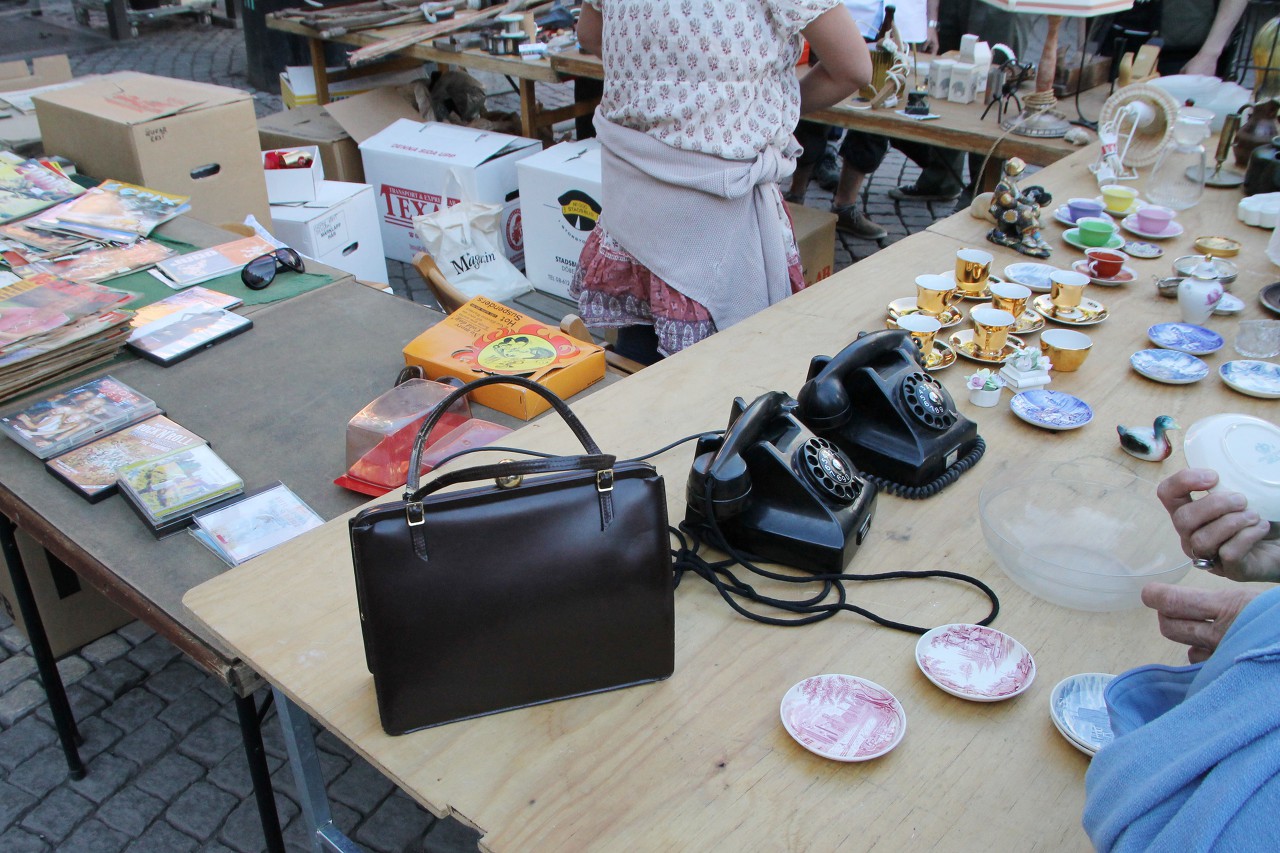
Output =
[{"x1": 979, "y1": 458, "x2": 1190, "y2": 611}]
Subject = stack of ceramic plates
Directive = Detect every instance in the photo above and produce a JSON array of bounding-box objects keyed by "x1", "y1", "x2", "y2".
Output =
[{"x1": 1049, "y1": 673, "x2": 1115, "y2": 757}]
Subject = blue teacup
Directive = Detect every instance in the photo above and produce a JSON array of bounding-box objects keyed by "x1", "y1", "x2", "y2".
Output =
[{"x1": 1066, "y1": 197, "x2": 1105, "y2": 222}]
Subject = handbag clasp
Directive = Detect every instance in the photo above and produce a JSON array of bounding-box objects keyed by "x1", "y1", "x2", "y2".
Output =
[
  {"x1": 495, "y1": 460, "x2": 523, "y2": 489},
  {"x1": 405, "y1": 502, "x2": 425, "y2": 526},
  {"x1": 596, "y1": 468, "x2": 614, "y2": 493}
]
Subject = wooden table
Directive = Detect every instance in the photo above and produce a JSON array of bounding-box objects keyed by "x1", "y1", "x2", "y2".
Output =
[{"x1": 186, "y1": 144, "x2": 1275, "y2": 851}]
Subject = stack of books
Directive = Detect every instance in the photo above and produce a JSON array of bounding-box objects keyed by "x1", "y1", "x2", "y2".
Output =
[{"x1": 0, "y1": 277, "x2": 138, "y2": 403}]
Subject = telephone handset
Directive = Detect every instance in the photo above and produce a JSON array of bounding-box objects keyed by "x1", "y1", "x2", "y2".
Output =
[
  {"x1": 796, "y1": 329, "x2": 984, "y2": 496},
  {"x1": 685, "y1": 391, "x2": 877, "y2": 574}
]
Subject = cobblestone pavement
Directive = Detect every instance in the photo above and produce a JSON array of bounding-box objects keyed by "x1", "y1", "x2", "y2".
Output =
[{"x1": 0, "y1": 5, "x2": 966, "y2": 851}]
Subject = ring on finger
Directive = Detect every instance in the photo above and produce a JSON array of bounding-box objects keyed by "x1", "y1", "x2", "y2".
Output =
[{"x1": 1191, "y1": 555, "x2": 1220, "y2": 571}]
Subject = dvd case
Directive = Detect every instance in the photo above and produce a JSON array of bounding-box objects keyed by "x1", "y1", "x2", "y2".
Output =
[
  {"x1": 0, "y1": 375, "x2": 160, "y2": 459},
  {"x1": 45, "y1": 415, "x2": 205, "y2": 502},
  {"x1": 190, "y1": 482, "x2": 323, "y2": 566},
  {"x1": 117, "y1": 444, "x2": 243, "y2": 537},
  {"x1": 126, "y1": 308, "x2": 252, "y2": 367}
]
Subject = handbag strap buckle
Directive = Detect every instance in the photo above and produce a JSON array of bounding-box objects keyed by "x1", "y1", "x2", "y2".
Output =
[
  {"x1": 495, "y1": 459, "x2": 523, "y2": 489},
  {"x1": 405, "y1": 502, "x2": 425, "y2": 527},
  {"x1": 596, "y1": 468, "x2": 614, "y2": 493}
]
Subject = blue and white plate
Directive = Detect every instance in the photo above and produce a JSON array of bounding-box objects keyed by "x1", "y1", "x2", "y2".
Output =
[
  {"x1": 1130, "y1": 349, "x2": 1209, "y2": 384},
  {"x1": 1003, "y1": 262, "x2": 1058, "y2": 292},
  {"x1": 1220, "y1": 360, "x2": 1280, "y2": 398},
  {"x1": 1123, "y1": 240, "x2": 1163, "y2": 259},
  {"x1": 1147, "y1": 323, "x2": 1225, "y2": 355},
  {"x1": 1010, "y1": 389, "x2": 1094, "y2": 431},
  {"x1": 1049, "y1": 673, "x2": 1116, "y2": 756}
]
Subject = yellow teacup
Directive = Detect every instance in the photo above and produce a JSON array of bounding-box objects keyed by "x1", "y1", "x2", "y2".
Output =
[
  {"x1": 915, "y1": 273, "x2": 961, "y2": 316},
  {"x1": 955, "y1": 248, "x2": 993, "y2": 296},
  {"x1": 1041, "y1": 328, "x2": 1092, "y2": 372},
  {"x1": 1100, "y1": 184, "x2": 1138, "y2": 214},
  {"x1": 989, "y1": 281, "x2": 1031, "y2": 320},
  {"x1": 970, "y1": 306, "x2": 1016, "y2": 358},
  {"x1": 1049, "y1": 269, "x2": 1090, "y2": 319}
]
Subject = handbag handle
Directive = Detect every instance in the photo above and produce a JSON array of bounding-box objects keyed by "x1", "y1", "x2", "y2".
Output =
[{"x1": 405, "y1": 374, "x2": 604, "y2": 498}]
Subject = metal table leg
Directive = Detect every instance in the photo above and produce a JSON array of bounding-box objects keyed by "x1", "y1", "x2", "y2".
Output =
[
  {"x1": 235, "y1": 690, "x2": 286, "y2": 853},
  {"x1": 0, "y1": 514, "x2": 84, "y2": 779},
  {"x1": 275, "y1": 688, "x2": 363, "y2": 853}
]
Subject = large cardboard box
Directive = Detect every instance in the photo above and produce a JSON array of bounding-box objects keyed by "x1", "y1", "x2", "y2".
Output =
[
  {"x1": 33, "y1": 72, "x2": 271, "y2": 227},
  {"x1": 359, "y1": 119, "x2": 539, "y2": 266},
  {"x1": 258, "y1": 105, "x2": 365, "y2": 184},
  {"x1": 786, "y1": 202, "x2": 836, "y2": 286},
  {"x1": 279, "y1": 65, "x2": 423, "y2": 109},
  {"x1": 0, "y1": 529, "x2": 131, "y2": 659},
  {"x1": 0, "y1": 55, "x2": 72, "y2": 93},
  {"x1": 402, "y1": 296, "x2": 605, "y2": 420},
  {"x1": 270, "y1": 180, "x2": 389, "y2": 286},
  {"x1": 517, "y1": 139, "x2": 602, "y2": 299}
]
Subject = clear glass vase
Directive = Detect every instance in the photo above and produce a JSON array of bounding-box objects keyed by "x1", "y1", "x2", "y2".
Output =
[{"x1": 1146, "y1": 108, "x2": 1214, "y2": 211}]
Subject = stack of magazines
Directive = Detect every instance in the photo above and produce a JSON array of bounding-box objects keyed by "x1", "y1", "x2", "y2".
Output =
[
  {"x1": 28, "y1": 180, "x2": 190, "y2": 245},
  {"x1": 117, "y1": 444, "x2": 244, "y2": 537},
  {"x1": 0, "y1": 152, "x2": 86, "y2": 224},
  {"x1": 0, "y1": 273, "x2": 137, "y2": 402}
]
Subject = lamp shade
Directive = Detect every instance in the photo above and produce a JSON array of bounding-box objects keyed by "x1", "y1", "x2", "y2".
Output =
[{"x1": 976, "y1": 0, "x2": 1134, "y2": 16}]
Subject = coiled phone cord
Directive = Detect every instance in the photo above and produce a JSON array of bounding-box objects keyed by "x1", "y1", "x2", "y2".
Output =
[{"x1": 861, "y1": 436, "x2": 988, "y2": 500}]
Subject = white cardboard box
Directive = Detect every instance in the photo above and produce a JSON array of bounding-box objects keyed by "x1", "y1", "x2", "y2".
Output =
[
  {"x1": 517, "y1": 139, "x2": 602, "y2": 299},
  {"x1": 270, "y1": 180, "x2": 388, "y2": 286},
  {"x1": 263, "y1": 145, "x2": 324, "y2": 204},
  {"x1": 358, "y1": 119, "x2": 539, "y2": 266}
]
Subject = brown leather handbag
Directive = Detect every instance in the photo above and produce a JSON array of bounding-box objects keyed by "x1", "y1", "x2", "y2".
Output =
[{"x1": 349, "y1": 375, "x2": 675, "y2": 735}]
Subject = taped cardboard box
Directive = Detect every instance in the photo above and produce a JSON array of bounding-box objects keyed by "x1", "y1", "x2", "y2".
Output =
[
  {"x1": 33, "y1": 72, "x2": 271, "y2": 227},
  {"x1": 0, "y1": 529, "x2": 131, "y2": 659},
  {"x1": 258, "y1": 105, "x2": 365, "y2": 184},
  {"x1": 786, "y1": 202, "x2": 836, "y2": 286},
  {"x1": 517, "y1": 139, "x2": 602, "y2": 299},
  {"x1": 0, "y1": 55, "x2": 72, "y2": 93},
  {"x1": 270, "y1": 180, "x2": 388, "y2": 286},
  {"x1": 403, "y1": 295, "x2": 604, "y2": 420}
]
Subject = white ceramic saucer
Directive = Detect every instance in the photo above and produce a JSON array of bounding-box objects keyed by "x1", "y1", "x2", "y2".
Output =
[
  {"x1": 1220, "y1": 360, "x2": 1280, "y2": 399},
  {"x1": 1214, "y1": 293, "x2": 1246, "y2": 315},
  {"x1": 1003, "y1": 262, "x2": 1057, "y2": 292},
  {"x1": 779, "y1": 674, "x2": 907, "y2": 761},
  {"x1": 1120, "y1": 214, "x2": 1185, "y2": 240},
  {"x1": 1049, "y1": 673, "x2": 1115, "y2": 756},
  {"x1": 1053, "y1": 206, "x2": 1078, "y2": 227},
  {"x1": 915, "y1": 624, "x2": 1036, "y2": 702},
  {"x1": 1123, "y1": 240, "x2": 1163, "y2": 259},
  {"x1": 1184, "y1": 413, "x2": 1280, "y2": 523}
]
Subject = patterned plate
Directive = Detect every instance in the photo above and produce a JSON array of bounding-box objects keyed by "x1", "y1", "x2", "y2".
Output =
[
  {"x1": 1123, "y1": 240, "x2": 1163, "y2": 259},
  {"x1": 1120, "y1": 214, "x2": 1185, "y2": 240},
  {"x1": 1003, "y1": 262, "x2": 1058, "y2": 292},
  {"x1": 1013, "y1": 310, "x2": 1045, "y2": 335},
  {"x1": 887, "y1": 296, "x2": 963, "y2": 329},
  {"x1": 914, "y1": 624, "x2": 1036, "y2": 702},
  {"x1": 1049, "y1": 673, "x2": 1116, "y2": 756},
  {"x1": 1032, "y1": 294, "x2": 1110, "y2": 326},
  {"x1": 1010, "y1": 389, "x2": 1094, "y2": 430},
  {"x1": 924, "y1": 340, "x2": 956, "y2": 371},
  {"x1": 1147, "y1": 323, "x2": 1225, "y2": 355},
  {"x1": 779, "y1": 674, "x2": 907, "y2": 762},
  {"x1": 1130, "y1": 349, "x2": 1209, "y2": 384},
  {"x1": 1220, "y1": 360, "x2": 1280, "y2": 398}
]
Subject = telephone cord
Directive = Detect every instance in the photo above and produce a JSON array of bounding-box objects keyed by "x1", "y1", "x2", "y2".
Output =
[{"x1": 861, "y1": 436, "x2": 986, "y2": 500}]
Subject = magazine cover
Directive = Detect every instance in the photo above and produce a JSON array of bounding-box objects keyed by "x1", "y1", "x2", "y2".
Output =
[
  {"x1": 0, "y1": 152, "x2": 85, "y2": 223},
  {"x1": 46, "y1": 414, "x2": 205, "y2": 501},
  {"x1": 34, "y1": 180, "x2": 190, "y2": 241},
  {"x1": 153, "y1": 235, "x2": 278, "y2": 289},
  {"x1": 19, "y1": 239, "x2": 177, "y2": 284},
  {"x1": 0, "y1": 375, "x2": 159, "y2": 459},
  {"x1": 0, "y1": 273, "x2": 136, "y2": 351},
  {"x1": 118, "y1": 444, "x2": 243, "y2": 521},
  {"x1": 129, "y1": 286, "x2": 243, "y2": 330},
  {"x1": 0, "y1": 219, "x2": 91, "y2": 258},
  {"x1": 191, "y1": 482, "x2": 324, "y2": 565},
  {"x1": 126, "y1": 307, "x2": 252, "y2": 366}
]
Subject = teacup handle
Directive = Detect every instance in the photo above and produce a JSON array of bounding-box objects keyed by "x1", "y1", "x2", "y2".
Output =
[{"x1": 944, "y1": 289, "x2": 964, "y2": 307}]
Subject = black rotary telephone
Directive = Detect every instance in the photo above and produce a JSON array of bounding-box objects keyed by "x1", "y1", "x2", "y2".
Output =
[
  {"x1": 684, "y1": 391, "x2": 877, "y2": 574},
  {"x1": 796, "y1": 329, "x2": 984, "y2": 498}
]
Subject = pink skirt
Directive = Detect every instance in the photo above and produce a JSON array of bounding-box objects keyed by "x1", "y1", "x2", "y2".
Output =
[{"x1": 570, "y1": 218, "x2": 806, "y2": 357}]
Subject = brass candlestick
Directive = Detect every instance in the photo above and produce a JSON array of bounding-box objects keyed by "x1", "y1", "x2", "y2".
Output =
[{"x1": 1204, "y1": 111, "x2": 1246, "y2": 188}]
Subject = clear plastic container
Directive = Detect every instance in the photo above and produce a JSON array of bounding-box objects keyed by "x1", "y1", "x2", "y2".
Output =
[{"x1": 344, "y1": 378, "x2": 469, "y2": 468}]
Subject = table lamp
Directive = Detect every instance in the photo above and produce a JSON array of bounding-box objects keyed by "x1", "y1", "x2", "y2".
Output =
[{"x1": 976, "y1": 0, "x2": 1135, "y2": 138}]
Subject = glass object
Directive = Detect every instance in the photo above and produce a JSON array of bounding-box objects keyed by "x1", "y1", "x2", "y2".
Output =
[
  {"x1": 1235, "y1": 319, "x2": 1280, "y2": 358},
  {"x1": 1146, "y1": 108, "x2": 1214, "y2": 211}
]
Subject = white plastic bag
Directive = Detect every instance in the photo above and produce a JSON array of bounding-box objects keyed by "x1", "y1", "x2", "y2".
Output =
[{"x1": 412, "y1": 172, "x2": 531, "y2": 303}]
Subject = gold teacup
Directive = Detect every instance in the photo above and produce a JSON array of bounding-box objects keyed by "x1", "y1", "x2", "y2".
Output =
[
  {"x1": 915, "y1": 273, "x2": 961, "y2": 317},
  {"x1": 955, "y1": 248, "x2": 993, "y2": 296},
  {"x1": 970, "y1": 306, "x2": 1016, "y2": 358},
  {"x1": 1041, "y1": 328, "x2": 1092, "y2": 372},
  {"x1": 989, "y1": 281, "x2": 1031, "y2": 320},
  {"x1": 1049, "y1": 269, "x2": 1090, "y2": 319},
  {"x1": 897, "y1": 313, "x2": 941, "y2": 359}
]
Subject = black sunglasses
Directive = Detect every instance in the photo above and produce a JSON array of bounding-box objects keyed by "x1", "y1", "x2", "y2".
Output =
[{"x1": 242, "y1": 248, "x2": 305, "y2": 290}]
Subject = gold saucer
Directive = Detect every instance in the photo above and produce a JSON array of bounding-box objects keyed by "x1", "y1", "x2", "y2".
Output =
[
  {"x1": 948, "y1": 330, "x2": 1027, "y2": 364},
  {"x1": 925, "y1": 341, "x2": 956, "y2": 371},
  {"x1": 1032, "y1": 294, "x2": 1110, "y2": 326},
  {"x1": 940, "y1": 270, "x2": 1003, "y2": 300},
  {"x1": 1014, "y1": 310, "x2": 1045, "y2": 335},
  {"x1": 886, "y1": 297, "x2": 963, "y2": 328}
]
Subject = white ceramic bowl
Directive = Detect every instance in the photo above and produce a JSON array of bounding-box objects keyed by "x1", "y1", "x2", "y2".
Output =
[
  {"x1": 1183, "y1": 413, "x2": 1280, "y2": 523},
  {"x1": 979, "y1": 459, "x2": 1190, "y2": 611}
]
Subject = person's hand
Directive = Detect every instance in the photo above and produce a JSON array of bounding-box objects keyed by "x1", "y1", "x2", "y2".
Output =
[
  {"x1": 1157, "y1": 468, "x2": 1280, "y2": 583},
  {"x1": 921, "y1": 30, "x2": 939, "y2": 55},
  {"x1": 1141, "y1": 583, "x2": 1260, "y2": 663},
  {"x1": 1181, "y1": 52, "x2": 1219, "y2": 77}
]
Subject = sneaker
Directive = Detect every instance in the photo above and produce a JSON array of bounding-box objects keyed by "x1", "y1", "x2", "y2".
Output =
[
  {"x1": 888, "y1": 183, "x2": 963, "y2": 202},
  {"x1": 833, "y1": 205, "x2": 887, "y2": 240},
  {"x1": 814, "y1": 152, "x2": 841, "y2": 191}
]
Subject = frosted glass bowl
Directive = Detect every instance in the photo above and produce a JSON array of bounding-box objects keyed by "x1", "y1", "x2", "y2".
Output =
[{"x1": 979, "y1": 459, "x2": 1190, "y2": 611}]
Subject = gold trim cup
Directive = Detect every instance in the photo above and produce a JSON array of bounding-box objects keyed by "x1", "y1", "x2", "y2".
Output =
[
  {"x1": 1040, "y1": 328, "x2": 1092, "y2": 371},
  {"x1": 955, "y1": 248, "x2": 993, "y2": 297},
  {"x1": 897, "y1": 313, "x2": 942, "y2": 361},
  {"x1": 1049, "y1": 269, "x2": 1090, "y2": 320},
  {"x1": 915, "y1": 273, "x2": 962, "y2": 317},
  {"x1": 989, "y1": 281, "x2": 1032, "y2": 321},
  {"x1": 970, "y1": 306, "x2": 1016, "y2": 358}
]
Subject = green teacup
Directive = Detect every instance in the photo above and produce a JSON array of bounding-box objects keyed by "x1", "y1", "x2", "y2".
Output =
[{"x1": 1076, "y1": 216, "x2": 1117, "y2": 247}]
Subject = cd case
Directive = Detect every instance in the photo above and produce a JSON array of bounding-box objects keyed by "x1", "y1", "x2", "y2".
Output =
[
  {"x1": 45, "y1": 414, "x2": 205, "y2": 503},
  {"x1": 117, "y1": 444, "x2": 244, "y2": 538},
  {"x1": 190, "y1": 482, "x2": 324, "y2": 566},
  {"x1": 0, "y1": 375, "x2": 160, "y2": 459},
  {"x1": 126, "y1": 307, "x2": 252, "y2": 366}
]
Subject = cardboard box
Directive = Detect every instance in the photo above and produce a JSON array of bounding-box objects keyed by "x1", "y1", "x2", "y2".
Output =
[
  {"x1": 34, "y1": 72, "x2": 271, "y2": 227},
  {"x1": 263, "y1": 145, "x2": 324, "y2": 204},
  {"x1": 258, "y1": 105, "x2": 365, "y2": 183},
  {"x1": 270, "y1": 180, "x2": 388, "y2": 286},
  {"x1": 0, "y1": 528, "x2": 131, "y2": 659},
  {"x1": 786, "y1": 202, "x2": 836, "y2": 286},
  {"x1": 517, "y1": 139, "x2": 602, "y2": 299},
  {"x1": 0, "y1": 55, "x2": 72, "y2": 93},
  {"x1": 359, "y1": 119, "x2": 539, "y2": 266},
  {"x1": 322, "y1": 86, "x2": 423, "y2": 146},
  {"x1": 279, "y1": 64, "x2": 423, "y2": 109},
  {"x1": 402, "y1": 295, "x2": 605, "y2": 420}
]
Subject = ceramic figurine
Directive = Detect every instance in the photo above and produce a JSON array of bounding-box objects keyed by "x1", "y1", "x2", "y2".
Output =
[
  {"x1": 987, "y1": 157, "x2": 1053, "y2": 259},
  {"x1": 966, "y1": 368, "x2": 1006, "y2": 406},
  {"x1": 1117, "y1": 415, "x2": 1180, "y2": 462},
  {"x1": 1000, "y1": 346, "x2": 1052, "y2": 391}
]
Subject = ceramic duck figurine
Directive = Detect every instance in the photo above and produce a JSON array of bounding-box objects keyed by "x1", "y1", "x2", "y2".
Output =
[{"x1": 1117, "y1": 416, "x2": 1180, "y2": 462}]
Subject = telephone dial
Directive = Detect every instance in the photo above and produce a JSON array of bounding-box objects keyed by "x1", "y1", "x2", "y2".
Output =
[
  {"x1": 684, "y1": 391, "x2": 877, "y2": 574},
  {"x1": 796, "y1": 329, "x2": 985, "y2": 497}
]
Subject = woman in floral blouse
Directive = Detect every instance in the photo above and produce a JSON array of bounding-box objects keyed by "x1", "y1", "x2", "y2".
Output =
[{"x1": 572, "y1": 0, "x2": 869, "y2": 362}]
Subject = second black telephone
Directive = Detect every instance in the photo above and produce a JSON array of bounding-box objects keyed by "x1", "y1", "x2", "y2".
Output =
[{"x1": 796, "y1": 329, "x2": 983, "y2": 496}]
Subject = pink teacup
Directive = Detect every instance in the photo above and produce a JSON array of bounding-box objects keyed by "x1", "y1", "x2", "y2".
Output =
[
  {"x1": 1085, "y1": 247, "x2": 1128, "y2": 279},
  {"x1": 1135, "y1": 205, "x2": 1175, "y2": 235}
]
